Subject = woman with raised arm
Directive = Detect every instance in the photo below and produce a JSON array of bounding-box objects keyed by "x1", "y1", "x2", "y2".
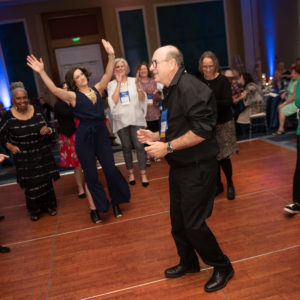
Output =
[{"x1": 27, "y1": 39, "x2": 130, "y2": 223}]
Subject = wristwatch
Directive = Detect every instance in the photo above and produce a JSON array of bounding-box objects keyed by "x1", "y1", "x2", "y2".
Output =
[{"x1": 167, "y1": 141, "x2": 174, "y2": 153}]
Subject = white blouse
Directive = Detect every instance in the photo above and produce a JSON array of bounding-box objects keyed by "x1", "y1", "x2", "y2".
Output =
[{"x1": 107, "y1": 77, "x2": 147, "y2": 133}]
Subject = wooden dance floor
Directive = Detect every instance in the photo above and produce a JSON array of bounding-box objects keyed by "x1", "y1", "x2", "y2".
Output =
[{"x1": 0, "y1": 139, "x2": 299, "y2": 299}]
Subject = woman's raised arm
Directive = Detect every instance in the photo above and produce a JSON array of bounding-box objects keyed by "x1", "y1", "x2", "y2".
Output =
[
  {"x1": 94, "y1": 39, "x2": 115, "y2": 94},
  {"x1": 27, "y1": 55, "x2": 76, "y2": 106}
]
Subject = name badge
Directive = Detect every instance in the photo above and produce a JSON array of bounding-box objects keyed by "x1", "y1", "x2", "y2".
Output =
[
  {"x1": 147, "y1": 94, "x2": 154, "y2": 105},
  {"x1": 160, "y1": 109, "x2": 168, "y2": 139},
  {"x1": 120, "y1": 91, "x2": 130, "y2": 105}
]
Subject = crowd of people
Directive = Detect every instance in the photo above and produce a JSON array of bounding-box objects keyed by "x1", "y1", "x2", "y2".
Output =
[{"x1": 0, "y1": 40, "x2": 299, "y2": 294}]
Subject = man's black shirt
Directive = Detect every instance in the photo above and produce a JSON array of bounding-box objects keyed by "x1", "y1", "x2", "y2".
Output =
[{"x1": 163, "y1": 68, "x2": 219, "y2": 167}]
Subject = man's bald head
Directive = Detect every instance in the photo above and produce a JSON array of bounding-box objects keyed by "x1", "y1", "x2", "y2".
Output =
[
  {"x1": 158, "y1": 45, "x2": 184, "y2": 68},
  {"x1": 150, "y1": 45, "x2": 184, "y2": 86}
]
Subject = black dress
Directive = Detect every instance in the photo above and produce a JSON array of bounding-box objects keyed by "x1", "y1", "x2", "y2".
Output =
[{"x1": 0, "y1": 106, "x2": 60, "y2": 213}]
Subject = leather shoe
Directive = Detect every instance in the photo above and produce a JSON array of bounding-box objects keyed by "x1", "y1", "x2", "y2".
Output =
[
  {"x1": 113, "y1": 205, "x2": 122, "y2": 218},
  {"x1": 0, "y1": 216, "x2": 5, "y2": 221},
  {"x1": 47, "y1": 208, "x2": 57, "y2": 216},
  {"x1": 30, "y1": 213, "x2": 39, "y2": 221},
  {"x1": 165, "y1": 264, "x2": 200, "y2": 278},
  {"x1": 204, "y1": 264, "x2": 234, "y2": 292},
  {"x1": 227, "y1": 182, "x2": 235, "y2": 200},
  {"x1": 0, "y1": 245, "x2": 10, "y2": 253}
]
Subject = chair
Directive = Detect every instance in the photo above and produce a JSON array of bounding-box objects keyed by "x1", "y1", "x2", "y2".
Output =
[{"x1": 249, "y1": 112, "x2": 268, "y2": 139}]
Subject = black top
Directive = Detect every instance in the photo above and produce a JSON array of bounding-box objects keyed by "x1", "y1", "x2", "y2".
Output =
[
  {"x1": 163, "y1": 68, "x2": 219, "y2": 167},
  {"x1": 54, "y1": 100, "x2": 76, "y2": 137},
  {"x1": 0, "y1": 106, "x2": 59, "y2": 187},
  {"x1": 201, "y1": 74, "x2": 233, "y2": 124},
  {"x1": 70, "y1": 87, "x2": 105, "y2": 123}
]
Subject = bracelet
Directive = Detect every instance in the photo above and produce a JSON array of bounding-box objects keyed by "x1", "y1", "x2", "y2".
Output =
[{"x1": 48, "y1": 127, "x2": 53, "y2": 135}]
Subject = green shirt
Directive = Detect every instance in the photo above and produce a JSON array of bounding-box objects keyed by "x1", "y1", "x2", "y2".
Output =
[
  {"x1": 295, "y1": 78, "x2": 300, "y2": 135},
  {"x1": 286, "y1": 79, "x2": 297, "y2": 99}
]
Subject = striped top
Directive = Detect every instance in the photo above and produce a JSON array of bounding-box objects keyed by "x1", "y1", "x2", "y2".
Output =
[{"x1": 0, "y1": 106, "x2": 59, "y2": 188}]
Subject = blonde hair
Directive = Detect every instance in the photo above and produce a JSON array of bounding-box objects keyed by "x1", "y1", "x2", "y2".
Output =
[
  {"x1": 10, "y1": 81, "x2": 27, "y2": 99},
  {"x1": 114, "y1": 58, "x2": 130, "y2": 75}
]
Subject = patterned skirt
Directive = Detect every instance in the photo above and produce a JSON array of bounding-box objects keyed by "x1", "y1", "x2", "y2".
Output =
[
  {"x1": 216, "y1": 119, "x2": 239, "y2": 161},
  {"x1": 58, "y1": 132, "x2": 80, "y2": 168},
  {"x1": 25, "y1": 181, "x2": 57, "y2": 213}
]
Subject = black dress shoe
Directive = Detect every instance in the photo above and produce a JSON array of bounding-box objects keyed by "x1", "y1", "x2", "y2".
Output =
[
  {"x1": 129, "y1": 180, "x2": 136, "y2": 185},
  {"x1": 30, "y1": 213, "x2": 39, "y2": 221},
  {"x1": 90, "y1": 210, "x2": 102, "y2": 223},
  {"x1": 164, "y1": 264, "x2": 200, "y2": 278},
  {"x1": 0, "y1": 216, "x2": 5, "y2": 221},
  {"x1": 47, "y1": 208, "x2": 57, "y2": 216},
  {"x1": 113, "y1": 205, "x2": 122, "y2": 218},
  {"x1": 227, "y1": 182, "x2": 235, "y2": 200},
  {"x1": 0, "y1": 245, "x2": 10, "y2": 253},
  {"x1": 204, "y1": 264, "x2": 234, "y2": 292}
]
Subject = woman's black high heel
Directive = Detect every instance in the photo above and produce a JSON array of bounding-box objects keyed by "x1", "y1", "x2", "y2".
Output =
[
  {"x1": 128, "y1": 171, "x2": 136, "y2": 185},
  {"x1": 140, "y1": 171, "x2": 149, "y2": 187},
  {"x1": 90, "y1": 209, "x2": 102, "y2": 223},
  {"x1": 113, "y1": 205, "x2": 122, "y2": 218}
]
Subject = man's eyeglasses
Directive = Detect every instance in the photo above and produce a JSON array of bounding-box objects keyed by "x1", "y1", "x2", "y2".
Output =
[{"x1": 151, "y1": 59, "x2": 169, "y2": 68}]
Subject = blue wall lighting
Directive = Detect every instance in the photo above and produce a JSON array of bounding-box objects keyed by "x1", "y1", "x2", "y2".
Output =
[
  {"x1": 0, "y1": 45, "x2": 10, "y2": 109},
  {"x1": 261, "y1": 0, "x2": 275, "y2": 77}
]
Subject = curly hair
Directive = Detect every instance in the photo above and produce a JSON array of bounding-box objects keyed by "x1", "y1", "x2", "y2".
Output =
[
  {"x1": 10, "y1": 81, "x2": 27, "y2": 99},
  {"x1": 65, "y1": 67, "x2": 92, "y2": 91}
]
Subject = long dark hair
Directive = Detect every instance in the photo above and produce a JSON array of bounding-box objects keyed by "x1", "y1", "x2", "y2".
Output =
[
  {"x1": 242, "y1": 72, "x2": 254, "y2": 87},
  {"x1": 65, "y1": 67, "x2": 92, "y2": 91},
  {"x1": 136, "y1": 62, "x2": 152, "y2": 78}
]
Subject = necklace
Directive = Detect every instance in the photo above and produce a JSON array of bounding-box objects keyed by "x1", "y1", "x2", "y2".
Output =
[{"x1": 84, "y1": 88, "x2": 97, "y2": 104}]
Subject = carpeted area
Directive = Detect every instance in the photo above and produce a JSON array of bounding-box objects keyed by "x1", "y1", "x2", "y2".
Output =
[{"x1": 260, "y1": 130, "x2": 297, "y2": 151}]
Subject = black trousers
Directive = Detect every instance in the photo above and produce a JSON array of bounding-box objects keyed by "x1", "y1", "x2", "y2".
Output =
[
  {"x1": 293, "y1": 135, "x2": 300, "y2": 203},
  {"x1": 76, "y1": 123, "x2": 130, "y2": 212},
  {"x1": 169, "y1": 159, "x2": 230, "y2": 269}
]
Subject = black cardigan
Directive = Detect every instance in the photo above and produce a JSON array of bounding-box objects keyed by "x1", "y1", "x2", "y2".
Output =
[{"x1": 53, "y1": 100, "x2": 76, "y2": 137}]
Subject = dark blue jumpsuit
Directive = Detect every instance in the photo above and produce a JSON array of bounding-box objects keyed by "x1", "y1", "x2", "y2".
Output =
[{"x1": 71, "y1": 87, "x2": 130, "y2": 212}]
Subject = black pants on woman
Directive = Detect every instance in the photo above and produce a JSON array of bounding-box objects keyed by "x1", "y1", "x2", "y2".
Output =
[{"x1": 217, "y1": 157, "x2": 233, "y2": 186}]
